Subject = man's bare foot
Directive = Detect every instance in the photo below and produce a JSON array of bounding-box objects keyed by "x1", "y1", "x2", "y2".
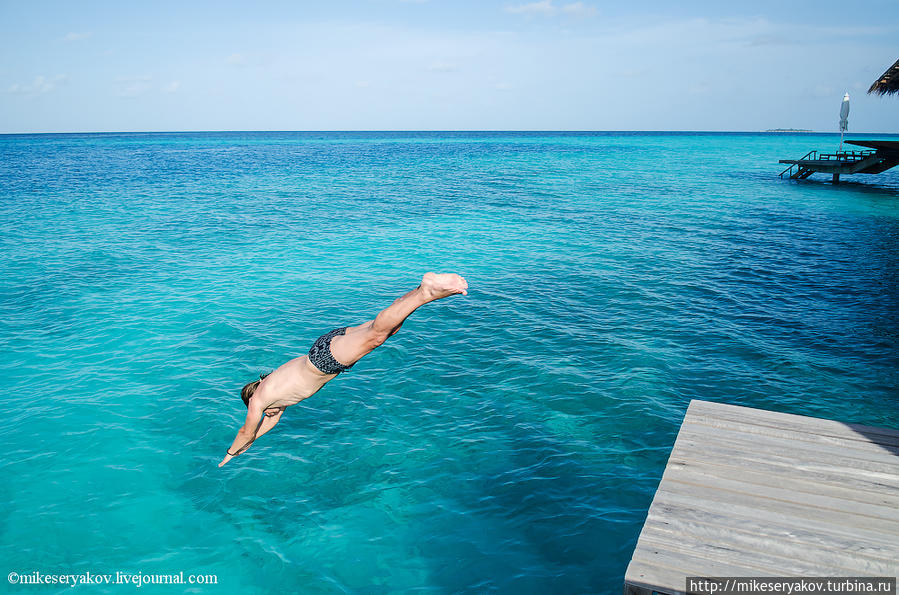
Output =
[{"x1": 420, "y1": 272, "x2": 468, "y2": 301}]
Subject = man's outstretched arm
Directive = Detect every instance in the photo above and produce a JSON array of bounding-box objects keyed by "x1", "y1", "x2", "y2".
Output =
[
  {"x1": 218, "y1": 406, "x2": 264, "y2": 468},
  {"x1": 254, "y1": 409, "x2": 283, "y2": 440}
]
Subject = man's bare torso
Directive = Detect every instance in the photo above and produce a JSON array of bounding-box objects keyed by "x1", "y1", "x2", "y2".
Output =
[{"x1": 253, "y1": 356, "x2": 336, "y2": 411}]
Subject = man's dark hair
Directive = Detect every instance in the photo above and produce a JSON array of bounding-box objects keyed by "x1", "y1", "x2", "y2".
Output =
[{"x1": 240, "y1": 372, "x2": 270, "y2": 408}]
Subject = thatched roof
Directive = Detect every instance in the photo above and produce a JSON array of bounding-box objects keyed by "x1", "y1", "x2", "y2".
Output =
[{"x1": 868, "y1": 58, "x2": 899, "y2": 96}]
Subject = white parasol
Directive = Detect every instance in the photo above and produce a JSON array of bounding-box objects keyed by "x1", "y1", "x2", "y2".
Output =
[{"x1": 839, "y1": 92, "x2": 850, "y2": 151}]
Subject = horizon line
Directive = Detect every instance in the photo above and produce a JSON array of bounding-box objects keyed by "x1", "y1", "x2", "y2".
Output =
[{"x1": 3, "y1": 129, "x2": 899, "y2": 136}]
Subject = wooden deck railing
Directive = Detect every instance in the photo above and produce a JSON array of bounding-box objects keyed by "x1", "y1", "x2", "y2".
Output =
[{"x1": 779, "y1": 149, "x2": 877, "y2": 178}]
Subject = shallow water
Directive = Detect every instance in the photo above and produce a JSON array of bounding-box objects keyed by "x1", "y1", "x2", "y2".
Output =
[{"x1": 1, "y1": 131, "x2": 897, "y2": 593}]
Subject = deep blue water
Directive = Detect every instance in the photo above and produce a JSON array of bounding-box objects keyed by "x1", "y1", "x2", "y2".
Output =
[{"x1": 1, "y1": 131, "x2": 897, "y2": 593}]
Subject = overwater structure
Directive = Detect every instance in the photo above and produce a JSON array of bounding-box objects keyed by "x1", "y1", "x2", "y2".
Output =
[
  {"x1": 778, "y1": 57, "x2": 899, "y2": 184},
  {"x1": 778, "y1": 139, "x2": 899, "y2": 183}
]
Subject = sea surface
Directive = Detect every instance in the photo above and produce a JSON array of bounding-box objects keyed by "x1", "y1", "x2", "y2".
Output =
[{"x1": 1, "y1": 131, "x2": 897, "y2": 594}]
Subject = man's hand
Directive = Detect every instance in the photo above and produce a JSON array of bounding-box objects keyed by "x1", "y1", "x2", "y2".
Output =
[
  {"x1": 218, "y1": 428, "x2": 256, "y2": 468},
  {"x1": 219, "y1": 399, "x2": 281, "y2": 468}
]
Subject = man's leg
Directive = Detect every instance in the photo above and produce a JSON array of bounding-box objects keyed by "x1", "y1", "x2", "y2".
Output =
[{"x1": 329, "y1": 272, "x2": 468, "y2": 366}]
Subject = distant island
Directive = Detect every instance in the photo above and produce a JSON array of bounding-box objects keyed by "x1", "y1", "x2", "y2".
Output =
[{"x1": 764, "y1": 128, "x2": 813, "y2": 133}]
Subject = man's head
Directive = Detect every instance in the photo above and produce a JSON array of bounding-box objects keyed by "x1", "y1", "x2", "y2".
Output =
[{"x1": 241, "y1": 372, "x2": 270, "y2": 408}]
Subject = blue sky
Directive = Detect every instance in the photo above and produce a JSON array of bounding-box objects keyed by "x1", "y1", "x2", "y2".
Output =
[{"x1": 1, "y1": 0, "x2": 897, "y2": 133}]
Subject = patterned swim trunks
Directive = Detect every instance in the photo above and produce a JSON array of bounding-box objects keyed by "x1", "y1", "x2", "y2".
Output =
[{"x1": 307, "y1": 327, "x2": 354, "y2": 375}]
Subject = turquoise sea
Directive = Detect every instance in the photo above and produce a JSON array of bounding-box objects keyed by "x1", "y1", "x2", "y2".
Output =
[{"x1": 1, "y1": 131, "x2": 897, "y2": 594}]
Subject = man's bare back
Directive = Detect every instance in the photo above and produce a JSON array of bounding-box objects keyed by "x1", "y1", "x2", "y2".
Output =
[{"x1": 219, "y1": 272, "x2": 468, "y2": 467}]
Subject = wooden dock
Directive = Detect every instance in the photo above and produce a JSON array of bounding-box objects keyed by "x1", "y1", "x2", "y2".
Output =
[
  {"x1": 624, "y1": 400, "x2": 899, "y2": 594},
  {"x1": 779, "y1": 139, "x2": 899, "y2": 183}
]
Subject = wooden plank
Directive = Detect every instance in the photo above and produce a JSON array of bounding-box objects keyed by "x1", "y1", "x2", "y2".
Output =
[
  {"x1": 670, "y1": 433, "x2": 899, "y2": 493},
  {"x1": 634, "y1": 532, "x2": 898, "y2": 578},
  {"x1": 625, "y1": 400, "x2": 899, "y2": 594},
  {"x1": 679, "y1": 414, "x2": 894, "y2": 453},
  {"x1": 673, "y1": 424, "x2": 899, "y2": 479},
  {"x1": 626, "y1": 544, "x2": 770, "y2": 594},
  {"x1": 679, "y1": 415, "x2": 899, "y2": 462},
  {"x1": 663, "y1": 456, "x2": 899, "y2": 513},
  {"x1": 686, "y1": 399, "x2": 899, "y2": 445},
  {"x1": 687, "y1": 400, "x2": 899, "y2": 446},
  {"x1": 668, "y1": 420, "x2": 899, "y2": 508},
  {"x1": 646, "y1": 499, "x2": 899, "y2": 563},
  {"x1": 642, "y1": 490, "x2": 899, "y2": 575},
  {"x1": 653, "y1": 487, "x2": 899, "y2": 553},
  {"x1": 641, "y1": 512, "x2": 898, "y2": 573},
  {"x1": 657, "y1": 464, "x2": 899, "y2": 532}
]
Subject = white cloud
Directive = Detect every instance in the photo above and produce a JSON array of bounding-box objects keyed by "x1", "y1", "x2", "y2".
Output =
[
  {"x1": 226, "y1": 53, "x2": 247, "y2": 66},
  {"x1": 162, "y1": 80, "x2": 181, "y2": 93},
  {"x1": 355, "y1": 80, "x2": 371, "y2": 88},
  {"x1": 115, "y1": 75, "x2": 153, "y2": 98},
  {"x1": 63, "y1": 32, "x2": 92, "y2": 42},
  {"x1": 506, "y1": 0, "x2": 556, "y2": 15},
  {"x1": 561, "y1": 2, "x2": 596, "y2": 17},
  {"x1": 505, "y1": 0, "x2": 595, "y2": 17},
  {"x1": 8, "y1": 75, "x2": 68, "y2": 95}
]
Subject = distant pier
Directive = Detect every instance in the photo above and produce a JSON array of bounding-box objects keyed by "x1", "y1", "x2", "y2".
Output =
[
  {"x1": 779, "y1": 139, "x2": 899, "y2": 183},
  {"x1": 624, "y1": 400, "x2": 899, "y2": 594}
]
